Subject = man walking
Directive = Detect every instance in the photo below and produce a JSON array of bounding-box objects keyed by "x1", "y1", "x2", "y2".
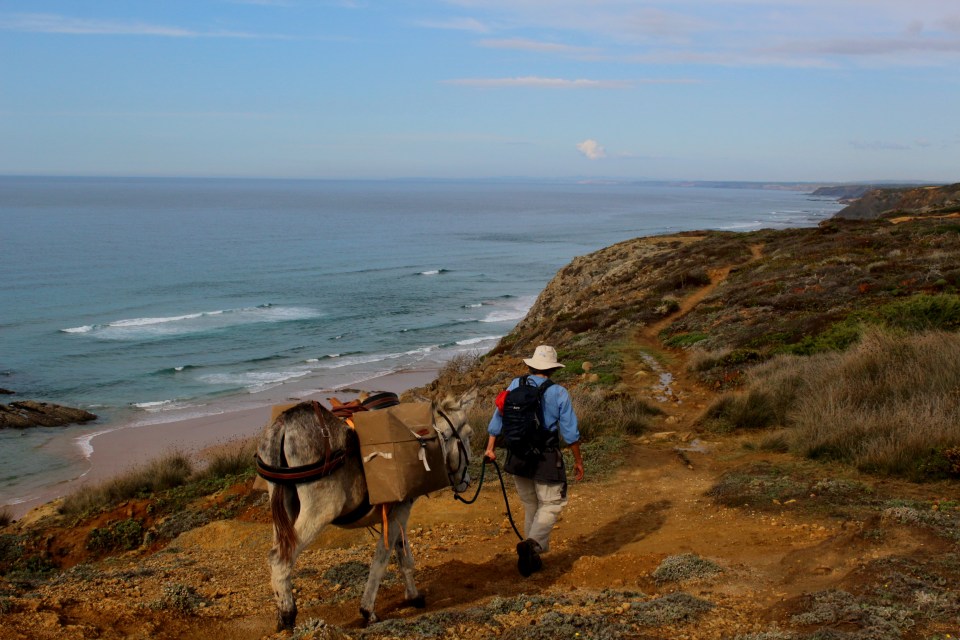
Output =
[{"x1": 484, "y1": 345, "x2": 584, "y2": 576}]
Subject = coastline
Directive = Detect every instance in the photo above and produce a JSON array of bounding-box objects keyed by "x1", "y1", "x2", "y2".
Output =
[{"x1": 9, "y1": 367, "x2": 439, "y2": 520}]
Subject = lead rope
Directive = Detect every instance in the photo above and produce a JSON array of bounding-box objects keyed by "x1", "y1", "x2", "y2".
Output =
[{"x1": 454, "y1": 459, "x2": 524, "y2": 542}]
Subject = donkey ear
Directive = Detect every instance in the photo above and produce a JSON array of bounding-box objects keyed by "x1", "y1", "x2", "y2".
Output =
[{"x1": 459, "y1": 388, "x2": 478, "y2": 411}]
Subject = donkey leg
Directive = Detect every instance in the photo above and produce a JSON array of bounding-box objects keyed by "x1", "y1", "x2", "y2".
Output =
[
  {"x1": 360, "y1": 501, "x2": 413, "y2": 624},
  {"x1": 268, "y1": 485, "x2": 300, "y2": 631},
  {"x1": 392, "y1": 502, "x2": 425, "y2": 608},
  {"x1": 269, "y1": 485, "x2": 339, "y2": 631},
  {"x1": 269, "y1": 543, "x2": 298, "y2": 631}
]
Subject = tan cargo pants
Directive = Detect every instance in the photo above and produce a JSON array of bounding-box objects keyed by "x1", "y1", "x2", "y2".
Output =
[{"x1": 513, "y1": 476, "x2": 568, "y2": 552}]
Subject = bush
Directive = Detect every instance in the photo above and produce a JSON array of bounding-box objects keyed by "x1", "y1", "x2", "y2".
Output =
[
  {"x1": 0, "y1": 507, "x2": 11, "y2": 528},
  {"x1": 152, "y1": 582, "x2": 203, "y2": 614},
  {"x1": 875, "y1": 293, "x2": 960, "y2": 331},
  {"x1": 86, "y1": 518, "x2": 144, "y2": 552},
  {"x1": 651, "y1": 554, "x2": 723, "y2": 584}
]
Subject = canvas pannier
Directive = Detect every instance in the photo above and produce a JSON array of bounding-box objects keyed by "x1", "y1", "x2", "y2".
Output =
[{"x1": 352, "y1": 402, "x2": 449, "y2": 504}]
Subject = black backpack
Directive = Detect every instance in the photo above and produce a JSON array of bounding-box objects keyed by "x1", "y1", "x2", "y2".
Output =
[{"x1": 500, "y1": 375, "x2": 554, "y2": 459}]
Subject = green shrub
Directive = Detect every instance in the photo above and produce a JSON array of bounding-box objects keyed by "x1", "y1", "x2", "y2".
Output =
[
  {"x1": 651, "y1": 554, "x2": 723, "y2": 584},
  {"x1": 152, "y1": 582, "x2": 203, "y2": 614},
  {"x1": 875, "y1": 293, "x2": 960, "y2": 331},
  {"x1": 86, "y1": 518, "x2": 144, "y2": 552}
]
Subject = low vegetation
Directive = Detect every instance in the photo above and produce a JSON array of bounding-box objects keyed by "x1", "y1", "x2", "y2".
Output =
[{"x1": 701, "y1": 328, "x2": 960, "y2": 480}]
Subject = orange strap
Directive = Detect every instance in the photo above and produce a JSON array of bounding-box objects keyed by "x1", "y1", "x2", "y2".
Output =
[{"x1": 381, "y1": 504, "x2": 389, "y2": 549}]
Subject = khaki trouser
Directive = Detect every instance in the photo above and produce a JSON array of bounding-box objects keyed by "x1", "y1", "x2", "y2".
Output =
[{"x1": 513, "y1": 476, "x2": 568, "y2": 552}]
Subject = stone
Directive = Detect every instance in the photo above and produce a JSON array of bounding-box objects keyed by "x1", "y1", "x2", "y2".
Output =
[{"x1": 0, "y1": 400, "x2": 97, "y2": 429}]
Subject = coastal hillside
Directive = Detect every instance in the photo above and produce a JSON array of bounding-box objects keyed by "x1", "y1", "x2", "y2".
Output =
[
  {"x1": 832, "y1": 182, "x2": 960, "y2": 220},
  {"x1": 2, "y1": 208, "x2": 959, "y2": 640}
]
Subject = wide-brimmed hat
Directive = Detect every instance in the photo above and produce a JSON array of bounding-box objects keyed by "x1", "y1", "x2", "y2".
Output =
[{"x1": 523, "y1": 345, "x2": 565, "y2": 370}]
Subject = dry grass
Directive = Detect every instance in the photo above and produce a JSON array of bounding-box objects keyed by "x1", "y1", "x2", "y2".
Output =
[
  {"x1": 195, "y1": 438, "x2": 257, "y2": 480},
  {"x1": 790, "y1": 329, "x2": 960, "y2": 477},
  {"x1": 705, "y1": 327, "x2": 960, "y2": 479},
  {"x1": 573, "y1": 388, "x2": 662, "y2": 439},
  {"x1": 0, "y1": 507, "x2": 12, "y2": 527},
  {"x1": 59, "y1": 451, "x2": 195, "y2": 517}
]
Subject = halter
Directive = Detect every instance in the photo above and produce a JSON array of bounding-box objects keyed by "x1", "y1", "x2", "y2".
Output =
[{"x1": 435, "y1": 409, "x2": 472, "y2": 494}]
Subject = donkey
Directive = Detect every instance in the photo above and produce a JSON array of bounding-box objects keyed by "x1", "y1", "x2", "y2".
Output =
[{"x1": 256, "y1": 393, "x2": 475, "y2": 630}]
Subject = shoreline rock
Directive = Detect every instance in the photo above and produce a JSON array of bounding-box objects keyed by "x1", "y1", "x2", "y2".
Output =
[{"x1": 0, "y1": 400, "x2": 97, "y2": 429}]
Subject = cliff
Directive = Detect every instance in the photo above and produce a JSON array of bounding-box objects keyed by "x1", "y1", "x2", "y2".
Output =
[{"x1": 833, "y1": 182, "x2": 960, "y2": 220}]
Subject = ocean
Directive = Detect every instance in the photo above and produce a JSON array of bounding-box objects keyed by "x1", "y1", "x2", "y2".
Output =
[{"x1": 0, "y1": 177, "x2": 843, "y2": 509}]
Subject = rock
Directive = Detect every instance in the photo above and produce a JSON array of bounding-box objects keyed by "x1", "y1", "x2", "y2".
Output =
[
  {"x1": 0, "y1": 400, "x2": 97, "y2": 429},
  {"x1": 650, "y1": 431, "x2": 677, "y2": 441},
  {"x1": 0, "y1": 388, "x2": 14, "y2": 395}
]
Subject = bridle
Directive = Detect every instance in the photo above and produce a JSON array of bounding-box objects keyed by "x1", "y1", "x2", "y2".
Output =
[{"x1": 435, "y1": 408, "x2": 472, "y2": 495}]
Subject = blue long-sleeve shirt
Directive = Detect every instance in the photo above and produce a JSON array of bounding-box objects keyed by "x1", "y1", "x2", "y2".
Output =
[{"x1": 488, "y1": 375, "x2": 580, "y2": 446}]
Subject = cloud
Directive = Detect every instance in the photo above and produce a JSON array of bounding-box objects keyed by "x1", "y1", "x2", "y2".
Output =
[
  {"x1": 415, "y1": 17, "x2": 490, "y2": 33},
  {"x1": 577, "y1": 139, "x2": 607, "y2": 160},
  {"x1": 850, "y1": 140, "x2": 912, "y2": 151},
  {"x1": 478, "y1": 38, "x2": 599, "y2": 56},
  {"x1": 444, "y1": 76, "x2": 632, "y2": 88},
  {"x1": 435, "y1": 1, "x2": 960, "y2": 69},
  {"x1": 0, "y1": 12, "x2": 284, "y2": 38}
]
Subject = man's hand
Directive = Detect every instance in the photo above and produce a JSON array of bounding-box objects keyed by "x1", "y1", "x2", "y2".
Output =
[
  {"x1": 570, "y1": 441, "x2": 585, "y2": 481},
  {"x1": 573, "y1": 460, "x2": 585, "y2": 482},
  {"x1": 484, "y1": 448, "x2": 496, "y2": 463}
]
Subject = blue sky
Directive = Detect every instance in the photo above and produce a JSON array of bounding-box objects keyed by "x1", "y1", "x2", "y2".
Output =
[{"x1": 1, "y1": 1, "x2": 958, "y2": 182}]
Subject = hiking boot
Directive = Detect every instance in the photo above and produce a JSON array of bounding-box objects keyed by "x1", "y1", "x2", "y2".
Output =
[{"x1": 516, "y1": 539, "x2": 543, "y2": 577}]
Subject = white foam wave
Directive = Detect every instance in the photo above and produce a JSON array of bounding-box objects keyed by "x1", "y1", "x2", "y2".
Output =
[
  {"x1": 456, "y1": 335, "x2": 501, "y2": 346},
  {"x1": 133, "y1": 400, "x2": 176, "y2": 410},
  {"x1": 198, "y1": 369, "x2": 312, "y2": 392},
  {"x1": 61, "y1": 305, "x2": 324, "y2": 339},
  {"x1": 720, "y1": 221, "x2": 764, "y2": 230},
  {"x1": 61, "y1": 325, "x2": 94, "y2": 334}
]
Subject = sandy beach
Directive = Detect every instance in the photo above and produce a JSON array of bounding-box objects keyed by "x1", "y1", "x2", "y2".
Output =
[{"x1": 11, "y1": 367, "x2": 439, "y2": 519}]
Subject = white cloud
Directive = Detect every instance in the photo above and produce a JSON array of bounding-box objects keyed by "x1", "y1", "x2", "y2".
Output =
[
  {"x1": 437, "y1": 0, "x2": 960, "y2": 68},
  {"x1": 415, "y1": 17, "x2": 490, "y2": 33},
  {"x1": 577, "y1": 139, "x2": 607, "y2": 160},
  {"x1": 444, "y1": 76, "x2": 632, "y2": 88},
  {"x1": 0, "y1": 12, "x2": 283, "y2": 38},
  {"x1": 478, "y1": 38, "x2": 598, "y2": 56},
  {"x1": 850, "y1": 140, "x2": 911, "y2": 151}
]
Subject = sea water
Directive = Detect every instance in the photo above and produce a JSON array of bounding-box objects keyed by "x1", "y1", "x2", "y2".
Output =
[{"x1": 0, "y1": 177, "x2": 843, "y2": 508}]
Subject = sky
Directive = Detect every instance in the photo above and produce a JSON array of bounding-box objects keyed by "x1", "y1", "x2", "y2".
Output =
[{"x1": 1, "y1": 1, "x2": 958, "y2": 182}]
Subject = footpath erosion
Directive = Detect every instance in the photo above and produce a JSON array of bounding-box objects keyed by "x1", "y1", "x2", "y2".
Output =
[{"x1": 3, "y1": 244, "x2": 958, "y2": 640}]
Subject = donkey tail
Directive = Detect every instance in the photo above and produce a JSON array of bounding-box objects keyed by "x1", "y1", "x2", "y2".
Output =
[{"x1": 271, "y1": 483, "x2": 298, "y2": 563}]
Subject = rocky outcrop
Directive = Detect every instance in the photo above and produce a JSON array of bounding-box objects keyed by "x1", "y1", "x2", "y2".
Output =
[
  {"x1": 0, "y1": 401, "x2": 97, "y2": 429},
  {"x1": 834, "y1": 183, "x2": 960, "y2": 220},
  {"x1": 811, "y1": 184, "x2": 879, "y2": 201}
]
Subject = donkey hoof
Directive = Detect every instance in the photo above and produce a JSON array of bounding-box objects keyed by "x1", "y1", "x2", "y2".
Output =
[
  {"x1": 406, "y1": 594, "x2": 427, "y2": 609},
  {"x1": 276, "y1": 608, "x2": 297, "y2": 632},
  {"x1": 360, "y1": 607, "x2": 378, "y2": 626}
]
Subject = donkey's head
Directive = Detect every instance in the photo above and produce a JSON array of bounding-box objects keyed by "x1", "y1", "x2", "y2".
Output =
[{"x1": 433, "y1": 389, "x2": 477, "y2": 494}]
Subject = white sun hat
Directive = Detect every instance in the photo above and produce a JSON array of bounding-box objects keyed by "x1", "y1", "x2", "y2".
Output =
[{"x1": 523, "y1": 345, "x2": 565, "y2": 370}]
